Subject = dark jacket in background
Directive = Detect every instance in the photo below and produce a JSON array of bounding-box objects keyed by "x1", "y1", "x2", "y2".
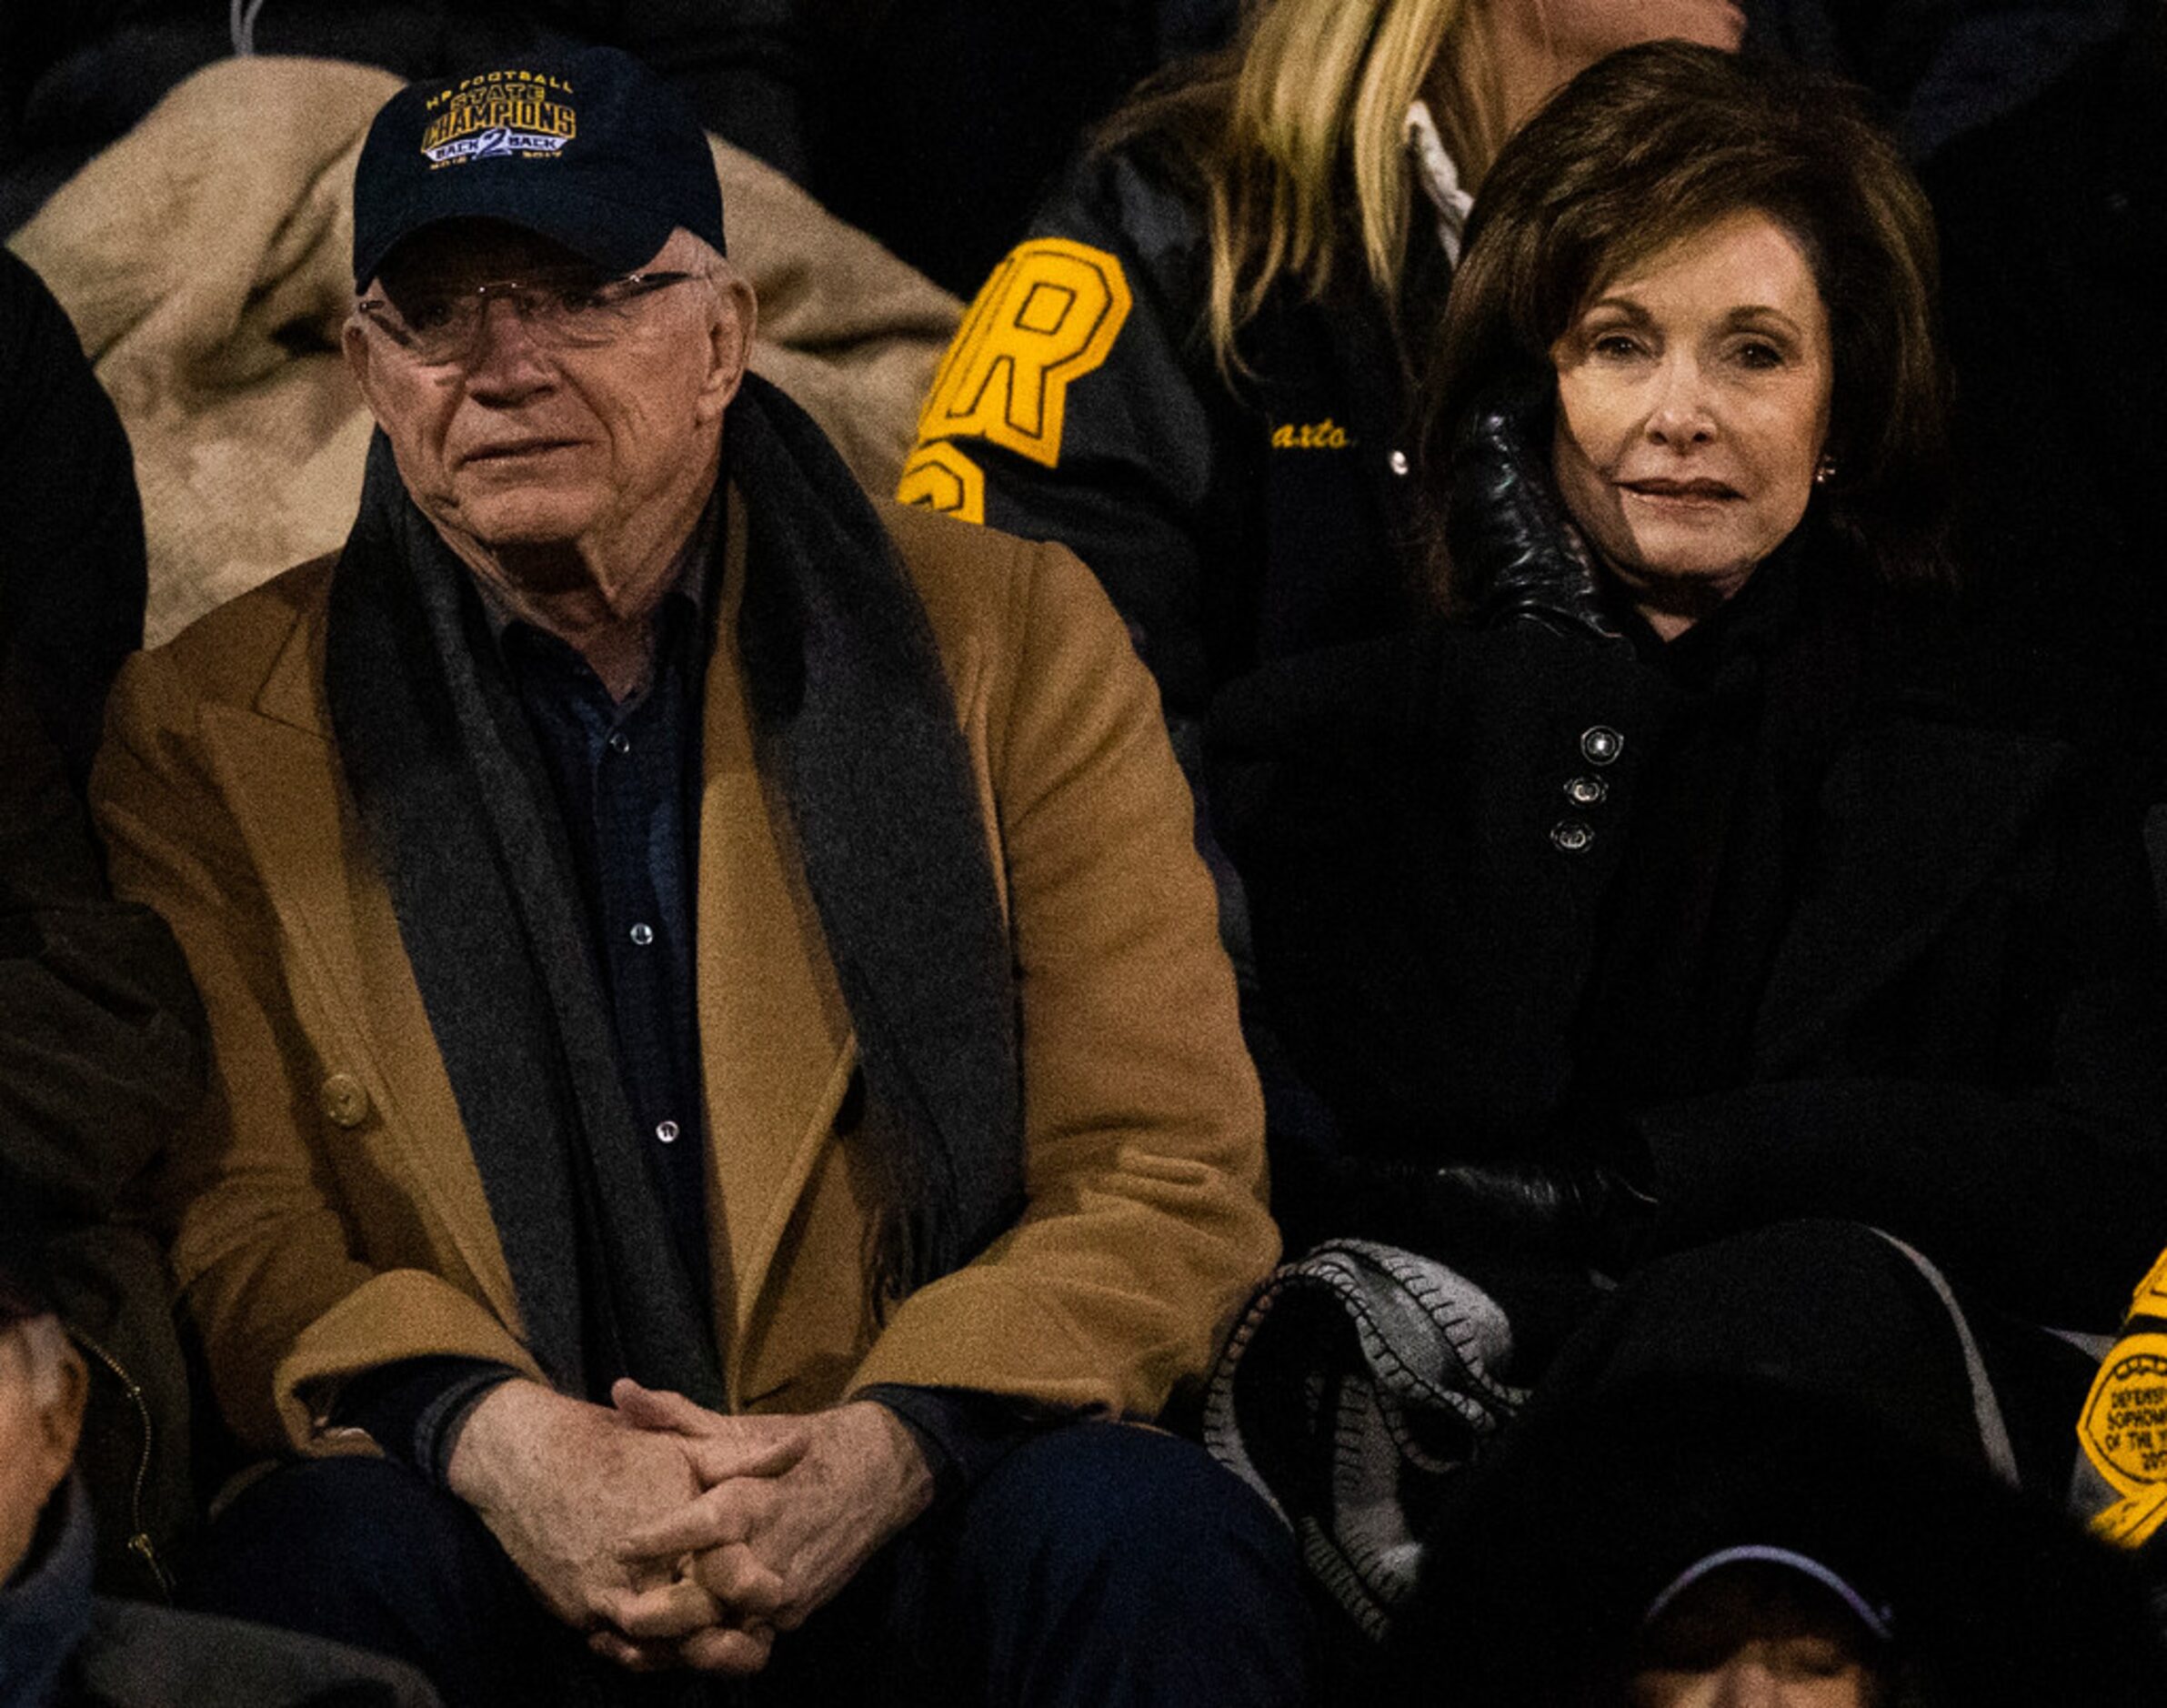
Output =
[
  {"x1": 1741, "y1": 0, "x2": 2129, "y2": 157},
  {"x1": 0, "y1": 248, "x2": 143, "y2": 789},
  {"x1": 1925, "y1": 18, "x2": 2167, "y2": 762},
  {"x1": 0, "y1": 251, "x2": 205, "y2": 1596},
  {"x1": 1209, "y1": 523, "x2": 2167, "y2": 1334},
  {"x1": 799, "y1": 0, "x2": 1236, "y2": 297},
  {"x1": 902, "y1": 140, "x2": 1440, "y2": 725},
  {"x1": 2, "y1": 654, "x2": 204, "y2": 1600}
]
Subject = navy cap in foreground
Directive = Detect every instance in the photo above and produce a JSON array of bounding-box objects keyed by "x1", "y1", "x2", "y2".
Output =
[{"x1": 352, "y1": 45, "x2": 726, "y2": 289}]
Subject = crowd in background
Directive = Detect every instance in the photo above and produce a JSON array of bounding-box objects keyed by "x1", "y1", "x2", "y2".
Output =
[{"x1": 0, "y1": 0, "x2": 2145, "y2": 288}]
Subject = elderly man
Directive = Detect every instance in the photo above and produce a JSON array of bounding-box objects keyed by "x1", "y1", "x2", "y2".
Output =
[{"x1": 92, "y1": 45, "x2": 1305, "y2": 1708}]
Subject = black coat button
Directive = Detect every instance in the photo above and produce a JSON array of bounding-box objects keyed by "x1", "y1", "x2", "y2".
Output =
[
  {"x1": 1580, "y1": 726, "x2": 1623, "y2": 766},
  {"x1": 1550, "y1": 819, "x2": 1594, "y2": 853}
]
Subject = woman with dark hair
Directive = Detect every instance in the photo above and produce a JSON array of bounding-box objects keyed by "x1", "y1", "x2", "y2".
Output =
[
  {"x1": 1205, "y1": 42, "x2": 2167, "y2": 1690},
  {"x1": 1427, "y1": 34, "x2": 1951, "y2": 598},
  {"x1": 1218, "y1": 36, "x2": 2166, "y2": 1323}
]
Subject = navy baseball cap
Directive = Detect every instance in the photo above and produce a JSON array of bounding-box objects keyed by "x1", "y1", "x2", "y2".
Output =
[{"x1": 352, "y1": 45, "x2": 727, "y2": 289}]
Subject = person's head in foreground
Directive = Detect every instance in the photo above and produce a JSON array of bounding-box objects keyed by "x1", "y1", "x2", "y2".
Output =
[
  {"x1": 1623, "y1": 1546, "x2": 1900, "y2": 1708},
  {"x1": 1392, "y1": 1367, "x2": 2167, "y2": 1707},
  {"x1": 1427, "y1": 39, "x2": 1951, "y2": 634}
]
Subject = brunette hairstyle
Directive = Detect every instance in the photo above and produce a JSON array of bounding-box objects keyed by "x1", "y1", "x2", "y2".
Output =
[
  {"x1": 1099, "y1": 0, "x2": 1500, "y2": 374},
  {"x1": 1428, "y1": 41, "x2": 1953, "y2": 590}
]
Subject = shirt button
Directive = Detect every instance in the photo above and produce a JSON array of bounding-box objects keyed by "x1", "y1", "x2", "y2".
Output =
[
  {"x1": 656, "y1": 1120, "x2": 680, "y2": 1145},
  {"x1": 319, "y1": 1072, "x2": 371, "y2": 1129},
  {"x1": 1388, "y1": 448, "x2": 1410, "y2": 477},
  {"x1": 1580, "y1": 725, "x2": 1624, "y2": 766},
  {"x1": 607, "y1": 732, "x2": 632, "y2": 755},
  {"x1": 629, "y1": 922, "x2": 655, "y2": 946},
  {"x1": 1550, "y1": 819, "x2": 1594, "y2": 853},
  {"x1": 1564, "y1": 775, "x2": 1608, "y2": 807}
]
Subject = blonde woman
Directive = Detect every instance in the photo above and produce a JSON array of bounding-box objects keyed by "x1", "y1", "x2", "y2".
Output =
[{"x1": 899, "y1": 0, "x2": 1746, "y2": 722}]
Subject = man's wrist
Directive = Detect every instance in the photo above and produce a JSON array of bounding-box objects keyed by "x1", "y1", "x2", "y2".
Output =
[
  {"x1": 329, "y1": 1355, "x2": 522, "y2": 1488},
  {"x1": 443, "y1": 1376, "x2": 552, "y2": 1505},
  {"x1": 849, "y1": 1400, "x2": 938, "y2": 1530},
  {"x1": 852, "y1": 1385, "x2": 1043, "y2": 1515},
  {"x1": 423, "y1": 1367, "x2": 520, "y2": 1487}
]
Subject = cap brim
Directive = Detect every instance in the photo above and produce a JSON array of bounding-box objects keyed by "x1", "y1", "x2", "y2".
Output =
[
  {"x1": 1643, "y1": 1543, "x2": 1897, "y2": 1644},
  {"x1": 355, "y1": 176, "x2": 677, "y2": 286}
]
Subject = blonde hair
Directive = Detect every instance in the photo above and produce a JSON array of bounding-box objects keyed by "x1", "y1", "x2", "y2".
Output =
[{"x1": 1105, "y1": 0, "x2": 1495, "y2": 372}]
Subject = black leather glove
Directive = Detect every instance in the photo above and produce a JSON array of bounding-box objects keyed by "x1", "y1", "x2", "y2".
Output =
[
  {"x1": 1331, "y1": 1153, "x2": 1661, "y2": 1278},
  {"x1": 1445, "y1": 375, "x2": 1620, "y2": 641}
]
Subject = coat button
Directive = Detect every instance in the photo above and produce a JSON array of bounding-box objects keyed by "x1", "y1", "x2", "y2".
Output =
[
  {"x1": 1550, "y1": 819, "x2": 1594, "y2": 853},
  {"x1": 1564, "y1": 775, "x2": 1608, "y2": 807},
  {"x1": 320, "y1": 1073, "x2": 371, "y2": 1129},
  {"x1": 1388, "y1": 448, "x2": 1410, "y2": 477},
  {"x1": 1580, "y1": 726, "x2": 1623, "y2": 766}
]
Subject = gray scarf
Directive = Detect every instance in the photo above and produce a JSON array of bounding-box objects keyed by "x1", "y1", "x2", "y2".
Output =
[{"x1": 326, "y1": 375, "x2": 1023, "y2": 1402}]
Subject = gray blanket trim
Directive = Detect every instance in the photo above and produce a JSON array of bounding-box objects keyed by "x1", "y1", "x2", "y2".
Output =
[
  {"x1": 1870, "y1": 1227, "x2": 2021, "y2": 1487},
  {"x1": 1202, "y1": 1239, "x2": 1527, "y2": 1640}
]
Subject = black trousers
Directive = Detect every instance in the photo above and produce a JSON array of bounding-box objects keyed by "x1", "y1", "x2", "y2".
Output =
[{"x1": 186, "y1": 1420, "x2": 1313, "y2": 1708}]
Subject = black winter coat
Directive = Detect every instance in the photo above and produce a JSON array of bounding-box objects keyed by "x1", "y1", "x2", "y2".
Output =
[{"x1": 1209, "y1": 534, "x2": 2167, "y2": 1331}]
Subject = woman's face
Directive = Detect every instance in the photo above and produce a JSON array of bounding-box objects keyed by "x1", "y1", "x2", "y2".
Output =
[
  {"x1": 1514, "y1": 0, "x2": 1748, "y2": 65},
  {"x1": 1548, "y1": 208, "x2": 1833, "y2": 637},
  {"x1": 1470, "y1": 0, "x2": 1748, "y2": 137}
]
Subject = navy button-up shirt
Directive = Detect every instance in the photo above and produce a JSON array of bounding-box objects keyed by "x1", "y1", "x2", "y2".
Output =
[
  {"x1": 338, "y1": 507, "x2": 1031, "y2": 1500},
  {"x1": 501, "y1": 583, "x2": 712, "y2": 1295}
]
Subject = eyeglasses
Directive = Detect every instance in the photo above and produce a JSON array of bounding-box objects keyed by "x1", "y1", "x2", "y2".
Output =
[{"x1": 356, "y1": 267, "x2": 697, "y2": 366}]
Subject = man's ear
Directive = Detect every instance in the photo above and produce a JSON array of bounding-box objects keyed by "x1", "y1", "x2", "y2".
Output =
[
  {"x1": 344, "y1": 306, "x2": 387, "y2": 424},
  {"x1": 25, "y1": 1320, "x2": 86, "y2": 1505},
  {"x1": 695, "y1": 267, "x2": 758, "y2": 427}
]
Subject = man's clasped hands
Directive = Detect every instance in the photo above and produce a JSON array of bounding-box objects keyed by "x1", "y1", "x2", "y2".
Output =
[{"x1": 445, "y1": 1376, "x2": 937, "y2": 1676}]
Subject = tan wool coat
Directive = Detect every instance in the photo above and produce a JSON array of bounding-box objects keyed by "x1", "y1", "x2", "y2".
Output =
[{"x1": 93, "y1": 497, "x2": 1277, "y2": 1456}]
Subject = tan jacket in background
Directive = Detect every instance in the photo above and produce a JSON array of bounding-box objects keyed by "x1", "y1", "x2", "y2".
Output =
[{"x1": 93, "y1": 498, "x2": 1276, "y2": 1456}]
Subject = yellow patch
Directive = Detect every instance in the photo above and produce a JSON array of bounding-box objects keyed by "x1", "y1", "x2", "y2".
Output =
[
  {"x1": 418, "y1": 69, "x2": 577, "y2": 168},
  {"x1": 2127, "y1": 1246, "x2": 2167, "y2": 1321},
  {"x1": 2079, "y1": 1331, "x2": 2167, "y2": 1497},
  {"x1": 897, "y1": 441, "x2": 988, "y2": 524},
  {"x1": 911, "y1": 238, "x2": 1133, "y2": 471},
  {"x1": 2092, "y1": 1484, "x2": 2167, "y2": 1550},
  {"x1": 1269, "y1": 419, "x2": 1350, "y2": 450}
]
